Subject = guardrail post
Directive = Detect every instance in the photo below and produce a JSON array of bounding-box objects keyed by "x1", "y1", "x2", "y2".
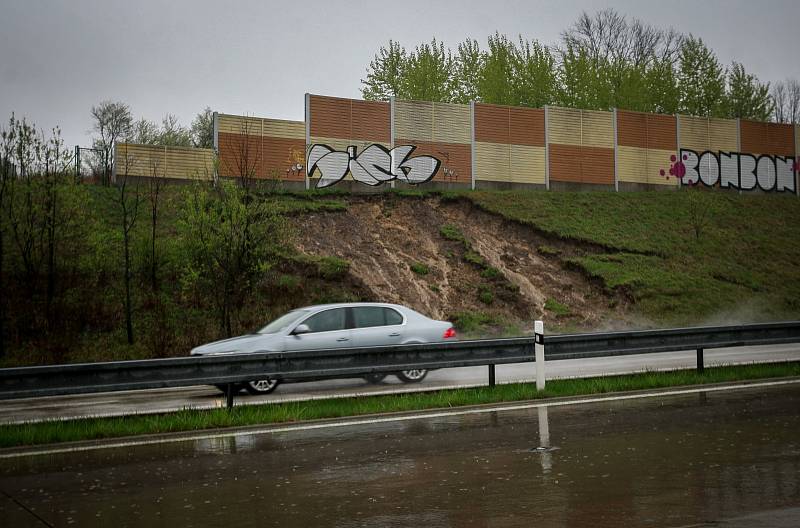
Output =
[
  {"x1": 696, "y1": 348, "x2": 705, "y2": 374},
  {"x1": 535, "y1": 320, "x2": 545, "y2": 391},
  {"x1": 226, "y1": 383, "x2": 235, "y2": 410},
  {"x1": 488, "y1": 364, "x2": 496, "y2": 387}
]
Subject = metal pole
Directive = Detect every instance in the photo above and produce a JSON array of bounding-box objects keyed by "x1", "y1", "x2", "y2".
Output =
[
  {"x1": 488, "y1": 364, "x2": 496, "y2": 387},
  {"x1": 226, "y1": 383, "x2": 235, "y2": 409},
  {"x1": 75, "y1": 146, "x2": 80, "y2": 183},
  {"x1": 696, "y1": 348, "x2": 705, "y2": 373},
  {"x1": 535, "y1": 320, "x2": 545, "y2": 390}
]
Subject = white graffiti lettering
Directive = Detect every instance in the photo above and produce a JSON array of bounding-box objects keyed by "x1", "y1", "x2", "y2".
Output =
[
  {"x1": 307, "y1": 144, "x2": 441, "y2": 188},
  {"x1": 678, "y1": 149, "x2": 796, "y2": 192}
]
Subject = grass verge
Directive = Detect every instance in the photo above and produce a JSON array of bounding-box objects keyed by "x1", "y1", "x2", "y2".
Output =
[{"x1": 2, "y1": 361, "x2": 798, "y2": 449}]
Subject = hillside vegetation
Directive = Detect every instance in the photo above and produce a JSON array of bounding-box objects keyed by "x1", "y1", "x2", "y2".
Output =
[
  {"x1": 462, "y1": 190, "x2": 800, "y2": 326},
  {"x1": 2, "y1": 184, "x2": 799, "y2": 367}
]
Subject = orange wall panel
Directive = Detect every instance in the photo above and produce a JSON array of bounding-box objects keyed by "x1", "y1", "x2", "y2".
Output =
[
  {"x1": 617, "y1": 110, "x2": 676, "y2": 151},
  {"x1": 549, "y1": 144, "x2": 614, "y2": 185},
  {"x1": 309, "y1": 95, "x2": 390, "y2": 143},
  {"x1": 740, "y1": 120, "x2": 795, "y2": 156}
]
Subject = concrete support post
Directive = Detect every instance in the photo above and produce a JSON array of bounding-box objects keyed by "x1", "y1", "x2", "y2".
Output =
[
  {"x1": 470, "y1": 100, "x2": 476, "y2": 190},
  {"x1": 613, "y1": 108, "x2": 619, "y2": 192},
  {"x1": 535, "y1": 320, "x2": 545, "y2": 390},
  {"x1": 390, "y1": 96, "x2": 396, "y2": 189},
  {"x1": 544, "y1": 106, "x2": 550, "y2": 190},
  {"x1": 304, "y1": 93, "x2": 311, "y2": 190}
]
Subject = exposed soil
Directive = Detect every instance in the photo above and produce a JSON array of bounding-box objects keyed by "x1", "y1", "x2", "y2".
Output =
[{"x1": 293, "y1": 196, "x2": 633, "y2": 332}]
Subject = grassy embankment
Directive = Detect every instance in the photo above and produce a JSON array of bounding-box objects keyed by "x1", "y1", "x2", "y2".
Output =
[
  {"x1": 460, "y1": 190, "x2": 800, "y2": 327},
  {"x1": 2, "y1": 361, "x2": 798, "y2": 449}
]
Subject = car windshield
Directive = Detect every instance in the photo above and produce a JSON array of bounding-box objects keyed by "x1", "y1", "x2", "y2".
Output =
[{"x1": 257, "y1": 310, "x2": 308, "y2": 334}]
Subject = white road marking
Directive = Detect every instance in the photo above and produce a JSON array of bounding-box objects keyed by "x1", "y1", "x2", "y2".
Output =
[{"x1": 2, "y1": 378, "x2": 797, "y2": 459}]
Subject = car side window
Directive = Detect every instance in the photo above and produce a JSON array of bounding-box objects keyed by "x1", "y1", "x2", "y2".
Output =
[
  {"x1": 353, "y1": 307, "x2": 385, "y2": 328},
  {"x1": 384, "y1": 308, "x2": 403, "y2": 326},
  {"x1": 303, "y1": 308, "x2": 346, "y2": 333}
]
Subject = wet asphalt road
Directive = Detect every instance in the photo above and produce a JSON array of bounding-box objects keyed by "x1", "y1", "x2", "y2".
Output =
[
  {"x1": 1, "y1": 382, "x2": 799, "y2": 527},
  {"x1": 2, "y1": 343, "x2": 799, "y2": 424}
]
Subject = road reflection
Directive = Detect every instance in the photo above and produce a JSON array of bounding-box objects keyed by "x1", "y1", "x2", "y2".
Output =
[{"x1": 1, "y1": 384, "x2": 799, "y2": 527}]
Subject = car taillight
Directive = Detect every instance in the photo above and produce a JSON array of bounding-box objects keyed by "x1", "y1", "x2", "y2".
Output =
[{"x1": 443, "y1": 327, "x2": 456, "y2": 339}]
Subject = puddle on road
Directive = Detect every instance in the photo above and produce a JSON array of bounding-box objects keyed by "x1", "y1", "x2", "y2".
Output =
[{"x1": 2, "y1": 385, "x2": 800, "y2": 527}]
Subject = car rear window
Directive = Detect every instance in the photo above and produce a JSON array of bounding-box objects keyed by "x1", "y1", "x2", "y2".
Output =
[
  {"x1": 353, "y1": 307, "x2": 404, "y2": 328},
  {"x1": 384, "y1": 308, "x2": 403, "y2": 325}
]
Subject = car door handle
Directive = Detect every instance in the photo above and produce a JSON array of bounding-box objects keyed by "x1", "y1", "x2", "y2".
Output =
[
  {"x1": 336, "y1": 337, "x2": 350, "y2": 342},
  {"x1": 388, "y1": 332, "x2": 401, "y2": 337}
]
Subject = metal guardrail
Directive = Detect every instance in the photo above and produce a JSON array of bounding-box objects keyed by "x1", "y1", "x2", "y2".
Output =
[{"x1": 0, "y1": 321, "x2": 798, "y2": 406}]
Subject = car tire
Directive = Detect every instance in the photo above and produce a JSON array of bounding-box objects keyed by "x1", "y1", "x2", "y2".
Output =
[
  {"x1": 244, "y1": 378, "x2": 280, "y2": 395},
  {"x1": 396, "y1": 369, "x2": 428, "y2": 383},
  {"x1": 363, "y1": 373, "x2": 388, "y2": 384}
]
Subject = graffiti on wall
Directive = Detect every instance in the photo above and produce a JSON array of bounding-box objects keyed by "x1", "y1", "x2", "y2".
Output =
[
  {"x1": 662, "y1": 149, "x2": 798, "y2": 192},
  {"x1": 307, "y1": 144, "x2": 441, "y2": 188}
]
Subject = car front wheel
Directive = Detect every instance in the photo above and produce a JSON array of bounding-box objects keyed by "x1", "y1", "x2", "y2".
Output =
[
  {"x1": 244, "y1": 378, "x2": 280, "y2": 395},
  {"x1": 396, "y1": 369, "x2": 428, "y2": 383}
]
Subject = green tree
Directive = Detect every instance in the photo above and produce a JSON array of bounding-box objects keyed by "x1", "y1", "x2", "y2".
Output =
[
  {"x1": 557, "y1": 43, "x2": 611, "y2": 110},
  {"x1": 361, "y1": 40, "x2": 407, "y2": 101},
  {"x1": 158, "y1": 114, "x2": 192, "y2": 147},
  {"x1": 512, "y1": 37, "x2": 557, "y2": 108},
  {"x1": 644, "y1": 58, "x2": 680, "y2": 114},
  {"x1": 191, "y1": 107, "x2": 215, "y2": 148},
  {"x1": 399, "y1": 38, "x2": 455, "y2": 102},
  {"x1": 677, "y1": 36, "x2": 726, "y2": 117},
  {"x1": 725, "y1": 62, "x2": 773, "y2": 121},
  {"x1": 179, "y1": 181, "x2": 286, "y2": 337},
  {"x1": 477, "y1": 33, "x2": 517, "y2": 106},
  {"x1": 452, "y1": 38, "x2": 482, "y2": 104}
]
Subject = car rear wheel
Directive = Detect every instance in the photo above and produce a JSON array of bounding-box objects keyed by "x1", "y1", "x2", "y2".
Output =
[
  {"x1": 396, "y1": 369, "x2": 428, "y2": 383},
  {"x1": 244, "y1": 378, "x2": 280, "y2": 395}
]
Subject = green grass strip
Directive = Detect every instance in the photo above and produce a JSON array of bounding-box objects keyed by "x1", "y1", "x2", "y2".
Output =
[{"x1": 2, "y1": 361, "x2": 799, "y2": 449}]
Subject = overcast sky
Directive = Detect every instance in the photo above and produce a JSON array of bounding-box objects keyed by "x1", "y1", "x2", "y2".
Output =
[{"x1": 1, "y1": 0, "x2": 798, "y2": 148}]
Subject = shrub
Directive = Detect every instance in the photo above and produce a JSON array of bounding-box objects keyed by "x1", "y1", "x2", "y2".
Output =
[
  {"x1": 544, "y1": 298, "x2": 570, "y2": 316},
  {"x1": 410, "y1": 262, "x2": 430, "y2": 275}
]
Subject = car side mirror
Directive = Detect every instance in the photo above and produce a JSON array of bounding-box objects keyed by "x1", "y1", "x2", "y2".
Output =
[{"x1": 292, "y1": 324, "x2": 310, "y2": 336}]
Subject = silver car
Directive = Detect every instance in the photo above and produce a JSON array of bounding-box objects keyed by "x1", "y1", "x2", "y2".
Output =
[{"x1": 190, "y1": 302, "x2": 456, "y2": 395}]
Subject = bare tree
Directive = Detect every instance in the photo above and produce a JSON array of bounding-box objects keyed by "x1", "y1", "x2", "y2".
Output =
[
  {"x1": 91, "y1": 101, "x2": 132, "y2": 186},
  {"x1": 771, "y1": 79, "x2": 800, "y2": 124},
  {"x1": 222, "y1": 117, "x2": 260, "y2": 190},
  {"x1": 562, "y1": 9, "x2": 682, "y2": 69},
  {"x1": 146, "y1": 156, "x2": 166, "y2": 292},
  {"x1": 112, "y1": 149, "x2": 143, "y2": 344}
]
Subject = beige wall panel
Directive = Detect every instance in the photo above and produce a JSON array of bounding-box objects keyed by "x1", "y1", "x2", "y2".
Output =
[
  {"x1": 580, "y1": 110, "x2": 614, "y2": 148},
  {"x1": 678, "y1": 115, "x2": 738, "y2": 152},
  {"x1": 432, "y1": 102, "x2": 471, "y2": 144},
  {"x1": 116, "y1": 143, "x2": 214, "y2": 180},
  {"x1": 218, "y1": 114, "x2": 304, "y2": 139},
  {"x1": 678, "y1": 115, "x2": 711, "y2": 151},
  {"x1": 708, "y1": 118, "x2": 738, "y2": 152},
  {"x1": 394, "y1": 100, "x2": 433, "y2": 142},
  {"x1": 617, "y1": 146, "x2": 648, "y2": 184},
  {"x1": 645, "y1": 149, "x2": 680, "y2": 186},
  {"x1": 510, "y1": 145, "x2": 545, "y2": 184},
  {"x1": 262, "y1": 119, "x2": 305, "y2": 139},
  {"x1": 474, "y1": 142, "x2": 510, "y2": 182},
  {"x1": 617, "y1": 146, "x2": 678, "y2": 186},
  {"x1": 547, "y1": 107, "x2": 582, "y2": 146}
]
